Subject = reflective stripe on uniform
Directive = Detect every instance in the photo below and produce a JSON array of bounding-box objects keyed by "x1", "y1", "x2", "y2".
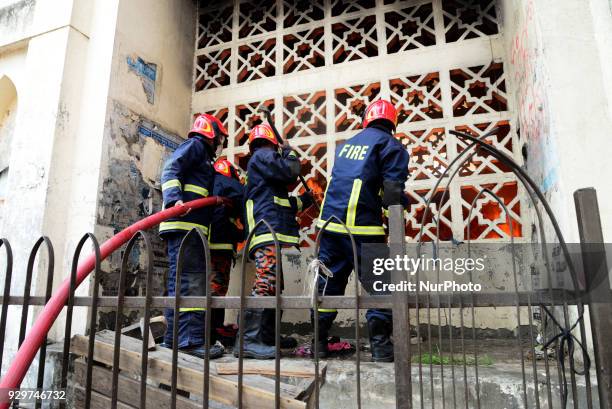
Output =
[
  {"x1": 316, "y1": 219, "x2": 385, "y2": 235},
  {"x1": 162, "y1": 179, "x2": 181, "y2": 191},
  {"x1": 179, "y1": 307, "x2": 206, "y2": 312},
  {"x1": 208, "y1": 225, "x2": 234, "y2": 250},
  {"x1": 346, "y1": 178, "x2": 362, "y2": 227},
  {"x1": 248, "y1": 232, "x2": 299, "y2": 251},
  {"x1": 159, "y1": 221, "x2": 209, "y2": 234},
  {"x1": 296, "y1": 196, "x2": 303, "y2": 212},
  {"x1": 317, "y1": 177, "x2": 385, "y2": 235},
  {"x1": 317, "y1": 308, "x2": 337, "y2": 313},
  {"x1": 246, "y1": 199, "x2": 255, "y2": 232},
  {"x1": 273, "y1": 196, "x2": 291, "y2": 207},
  {"x1": 184, "y1": 184, "x2": 209, "y2": 197},
  {"x1": 318, "y1": 176, "x2": 332, "y2": 218},
  {"x1": 209, "y1": 243, "x2": 234, "y2": 250}
]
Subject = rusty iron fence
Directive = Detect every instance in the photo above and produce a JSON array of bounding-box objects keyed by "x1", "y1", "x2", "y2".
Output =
[{"x1": 0, "y1": 130, "x2": 610, "y2": 409}]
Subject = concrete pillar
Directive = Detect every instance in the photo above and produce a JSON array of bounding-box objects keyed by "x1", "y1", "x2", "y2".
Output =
[{"x1": 0, "y1": 0, "x2": 119, "y2": 383}]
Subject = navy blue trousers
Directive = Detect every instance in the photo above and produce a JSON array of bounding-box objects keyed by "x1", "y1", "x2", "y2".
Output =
[
  {"x1": 314, "y1": 232, "x2": 392, "y2": 325},
  {"x1": 163, "y1": 232, "x2": 208, "y2": 348}
]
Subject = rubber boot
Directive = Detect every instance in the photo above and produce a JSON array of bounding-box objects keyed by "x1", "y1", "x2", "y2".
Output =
[
  {"x1": 181, "y1": 344, "x2": 224, "y2": 360},
  {"x1": 261, "y1": 309, "x2": 298, "y2": 349},
  {"x1": 234, "y1": 309, "x2": 276, "y2": 359},
  {"x1": 367, "y1": 317, "x2": 394, "y2": 362},
  {"x1": 311, "y1": 314, "x2": 333, "y2": 358}
]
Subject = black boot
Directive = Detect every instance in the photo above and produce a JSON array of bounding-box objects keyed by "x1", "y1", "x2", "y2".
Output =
[
  {"x1": 367, "y1": 317, "x2": 394, "y2": 362},
  {"x1": 234, "y1": 309, "x2": 276, "y2": 359},
  {"x1": 181, "y1": 344, "x2": 224, "y2": 359},
  {"x1": 311, "y1": 314, "x2": 333, "y2": 358},
  {"x1": 261, "y1": 309, "x2": 298, "y2": 349}
]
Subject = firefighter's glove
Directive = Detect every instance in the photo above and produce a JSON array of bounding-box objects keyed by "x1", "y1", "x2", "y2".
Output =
[
  {"x1": 382, "y1": 179, "x2": 404, "y2": 207},
  {"x1": 281, "y1": 145, "x2": 301, "y2": 180}
]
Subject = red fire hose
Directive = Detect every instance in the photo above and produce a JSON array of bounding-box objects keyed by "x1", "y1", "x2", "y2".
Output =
[{"x1": 0, "y1": 196, "x2": 224, "y2": 400}]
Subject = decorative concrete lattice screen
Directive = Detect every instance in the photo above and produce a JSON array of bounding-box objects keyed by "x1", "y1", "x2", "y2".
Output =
[{"x1": 192, "y1": 0, "x2": 524, "y2": 247}]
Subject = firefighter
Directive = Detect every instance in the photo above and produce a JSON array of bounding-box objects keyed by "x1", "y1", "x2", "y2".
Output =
[
  {"x1": 160, "y1": 113, "x2": 228, "y2": 359},
  {"x1": 314, "y1": 99, "x2": 409, "y2": 362},
  {"x1": 237, "y1": 123, "x2": 309, "y2": 359},
  {"x1": 209, "y1": 159, "x2": 245, "y2": 342}
]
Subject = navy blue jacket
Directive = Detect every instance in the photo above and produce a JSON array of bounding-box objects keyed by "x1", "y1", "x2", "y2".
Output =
[
  {"x1": 245, "y1": 146, "x2": 302, "y2": 255},
  {"x1": 317, "y1": 125, "x2": 409, "y2": 236},
  {"x1": 159, "y1": 135, "x2": 215, "y2": 236},
  {"x1": 209, "y1": 173, "x2": 245, "y2": 252}
]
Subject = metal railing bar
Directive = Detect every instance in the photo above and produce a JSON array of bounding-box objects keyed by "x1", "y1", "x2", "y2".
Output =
[
  {"x1": 137, "y1": 232, "x2": 154, "y2": 409},
  {"x1": 0, "y1": 291, "x2": 582, "y2": 309},
  {"x1": 61, "y1": 233, "x2": 97, "y2": 408},
  {"x1": 0, "y1": 238, "x2": 13, "y2": 369},
  {"x1": 84, "y1": 235, "x2": 102, "y2": 409},
  {"x1": 514, "y1": 170, "x2": 556, "y2": 409},
  {"x1": 467, "y1": 188, "x2": 527, "y2": 408},
  {"x1": 35, "y1": 237, "x2": 55, "y2": 409},
  {"x1": 112, "y1": 231, "x2": 145, "y2": 409},
  {"x1": 315, "y1": 215, "x2": 361, "y2": 409}
]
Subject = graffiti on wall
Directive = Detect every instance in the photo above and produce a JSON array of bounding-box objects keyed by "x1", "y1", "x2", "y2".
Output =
[{"x1": 509, "y1": 0, "x2": 558, "y2": 193}]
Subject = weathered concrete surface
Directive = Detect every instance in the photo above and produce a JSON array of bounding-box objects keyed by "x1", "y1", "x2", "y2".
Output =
[{"x1": 319, "y1": 359, "x2": 598, "y2": 409}]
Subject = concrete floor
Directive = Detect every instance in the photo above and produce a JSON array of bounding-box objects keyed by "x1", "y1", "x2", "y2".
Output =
[
  {"x1": 48, "y1": 335, "x2": 599, "y2": 409},
  {"x1": 302, "y1": 337, "x2": 599, "y2": 409}
]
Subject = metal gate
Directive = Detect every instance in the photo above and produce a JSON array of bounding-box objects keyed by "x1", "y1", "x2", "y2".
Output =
[{"x1": 0, "y1": 133, "x2": 609, "y2": 409}]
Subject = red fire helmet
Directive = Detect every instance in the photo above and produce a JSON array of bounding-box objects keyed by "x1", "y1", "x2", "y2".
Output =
[
  {"x1": 362, "y1": 99, "x2": 398, "y2": 129},
  {"x1": 248, "y1": 123, "x2": 278, "y2": 149},
  {"x1": 189, "y1": 113, "x2": 228, "y2": 139},
  {"x1": 213, "y1": 159, "x2": 240, "y2": 181}
]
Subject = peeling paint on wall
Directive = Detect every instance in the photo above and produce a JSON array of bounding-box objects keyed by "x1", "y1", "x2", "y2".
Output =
[
  {"x1": 97, "y1": 100, "x2": 178, "y2": 329},
  {"x1": 138, "y1": 119, "x2": 181, "y2": 150},
  {"x1": 127, "y1": 55, "x2": 157, "y2": 104}
]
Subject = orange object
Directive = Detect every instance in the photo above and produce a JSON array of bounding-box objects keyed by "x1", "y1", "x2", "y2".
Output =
[
  {"x1": 214, "y1": 159, "x2": 241, "y2": 181},
  {"x1": 189, "y1": 113, "x2": 228, "y2": 139},
  {"x1": 248, "y1": 123, "x2": 279, "y2": 149},
  {"x1": 363, "y1": 99, "x2": 398, "y2": 129}
]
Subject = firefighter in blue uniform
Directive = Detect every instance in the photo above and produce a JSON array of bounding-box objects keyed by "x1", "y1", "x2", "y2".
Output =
[
  {"x1": 315, "y1": 100, "x2": 409, "y2": 362},
  {"x1": 209, "y1": 159, "x2": 245, "y2": 341},
  {"x1": 160, "y1": 113, "x2": 228, "y2": 359},
  {"x1": 238, "y1": 123, "x2": 311, "y2": 359}
]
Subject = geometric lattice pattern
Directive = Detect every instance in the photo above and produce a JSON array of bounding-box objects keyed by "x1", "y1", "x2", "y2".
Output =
[
  {"x1": 442, "y1": 0, "x2": 500, "y2": 43},
  {"x1": 195, "y1": 0, "x2": 524, "y2": 245},
  {"x1": 384, "y1": 2, "x2": 436, "y2": 53},
  {"x1": 283, "y1": 91, "x2": 327, "y2": 139},
  {"x1": 334, "y1": 82, "x2": 381, "y2": 132},
  {"x1": 195, "y1": 1, "x2": 502, "y2": 88},
  {"x1": 390, "y1": 72, "x2": 443, "y2": 124},
  {"x1": 450, "y1": 62, "x2": 507, "y2": 116}
]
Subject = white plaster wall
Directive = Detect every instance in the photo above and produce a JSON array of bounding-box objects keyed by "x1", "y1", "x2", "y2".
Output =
[
  {"x1": 0, "y1": 0, "x2": 120, "y2": 384},
  {"x1": 502, "y1": 0, "x2": 612, "y2": 243},
  {"x1": 107, "y1": 0, "x2": 195, "y2": 136}
]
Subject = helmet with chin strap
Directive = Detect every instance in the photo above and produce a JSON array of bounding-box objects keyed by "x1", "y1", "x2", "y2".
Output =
[{"x1": 189, "y1": 113, "x2": 228, "y2": 139}]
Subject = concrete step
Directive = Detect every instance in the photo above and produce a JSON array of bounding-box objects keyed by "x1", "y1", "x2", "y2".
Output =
[{"x1": 318, "y1": 360, "x2": 598, "y2": 409}]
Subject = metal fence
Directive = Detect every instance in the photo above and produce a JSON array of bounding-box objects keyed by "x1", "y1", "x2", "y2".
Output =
[{"x1": 0, "y1": 130, "x2": 610, "y2": 409}]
